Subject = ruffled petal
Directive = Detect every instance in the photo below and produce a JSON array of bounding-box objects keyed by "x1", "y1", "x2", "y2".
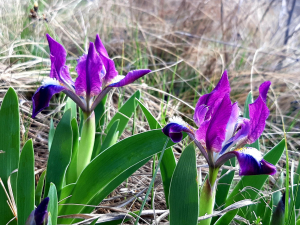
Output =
[
  {"x1": 101, "y1": 55, "x2": 118, "y2": 85},
  {"x1": 196, "y1": 94, "x2": 232, "y2": 153},
  {"x1": 46, "y1": 34, "x2": 73, "y2": 86},
  {"x1": 32, "y1": 80, "x2": 66, "y2": 118},
  {"x1": 259, "y1": 81, "x2": 271, "y2": 103},
  {"x1": 109, "y1": 69, "x2": 151, "y2": 87},
  {"x1": 247, "y1": 82, "x2": 271, "y2": 143},
  {"x1": 194, "y1": 70, "x2": 230, "y2": 124},
  {"x1": 94, "y1": 35, "x2": 118, "y2": 85},
  {"x1": 193, "y1": 105, "x2": 208, "y2": 127},
  {"x1": 224, "y1": 102, "x2": 239, "y2": 144},
  {"x1": 220, "y1": 118, "x2": 250, "y2": 154},
  {"x1": 233, "y1": 147, "x2": 276, "y2": 176},
  {"x1": 75, "y1": 42, "x2": 103, "y2": 97}
]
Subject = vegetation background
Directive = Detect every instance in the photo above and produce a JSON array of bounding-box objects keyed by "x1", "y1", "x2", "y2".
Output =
[{"x1": 0, "y1": 0, "x2": 300, "y2": 223}]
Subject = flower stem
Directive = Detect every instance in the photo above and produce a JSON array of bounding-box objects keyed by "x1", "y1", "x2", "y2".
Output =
[
  {"x1": 198, "y1": 167, "x2": 219, "y2": 225},
  {"x1": 77, "y1": 112, "x2": 95, "y2": 178}
]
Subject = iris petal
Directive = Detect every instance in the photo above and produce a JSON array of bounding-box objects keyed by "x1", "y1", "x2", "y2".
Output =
[
  {"x1": 32, "y1": 83, "x2": 66, "y2": 118},
  {"x1": 248, "y1": 81, "x2": 271, "y2": 143},
  {"x1": 194, "y1": 70, "x2": 230, "y2": 125},
  {"x1": 195, "y1": 94, "x2": 232, "y2": 152},
  {"x1": 34, "y1": 197, "x2": 49, "y2": 225},
  {"x1": 233, "y1": 147, "x2": 276, "y2": 176},
  {"x1": 224, "y1": 102, "x2": 239, "y2": 144},
  {"x1": 220, "y1": 118, "x2": 250, "y2": 154},
  {"x1": 109, "y1": 69, "x2": 151, "y2": 87},
  {"x1": 46, "y1": 34, "x2": 73, "y2": 86},
  {"x1": 193, "y1": 105, "x2": 208, "y2": 127},
  {"x1": 75, "y1": 42, "x2": 103, "y2": 97},
  {"x1": 94, "y1": 35, "x2": 118, "y2": 85},
  {"x1": 259, "y1": 81, "x2": 271, "y2": 103},
  {"x1": 162, "y1": 122, "x2": 192, "y2": 143},
  {"x1": 26, "y1": 197, "x2": 49, "y2": 225},
  {"x1": 94, "y1": 34, "x2": 109, "y2": 58}
]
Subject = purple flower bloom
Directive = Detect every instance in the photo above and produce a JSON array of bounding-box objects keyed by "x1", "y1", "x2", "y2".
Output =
[
  {"x1": 32, "y1": 34, "x2": 151, "y2": 118},
  {"x1": 25, "y1": 197, "x2": 49, "y2": 225},
  {"x1": 162, "y1": 71, "x2": 276, "y2": 176}
]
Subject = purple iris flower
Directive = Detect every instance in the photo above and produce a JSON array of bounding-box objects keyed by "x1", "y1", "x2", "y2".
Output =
[
  {"x1": 25, "y1": 197, "x2": 49, "y2": 225},
  {"x1": 31, "y1": 34, "x2": 151, "y2": 118},
  {"x1": 162, "y1": 71, "x2": 276, "y2": 176}
]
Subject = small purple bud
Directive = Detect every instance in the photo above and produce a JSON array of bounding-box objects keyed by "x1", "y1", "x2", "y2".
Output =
[{"x1": 34, "y1": 197, "x2": 49, "y2": 225}]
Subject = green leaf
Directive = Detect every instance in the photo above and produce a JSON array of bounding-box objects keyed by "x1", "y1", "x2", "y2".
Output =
[
  {"x1": 244, "y1": 91, "x2": 259, "y2": 150},
  {"x1": 58, "y1": 129, "x2": 176, "y2": 221},
  {"x1": 273, "y1": 172, "x2": 284, "y2": 210},
  {"x1": 35, "y1": 170, "x2": 46, "y2": 206},
  {"x1": 80, "y1": 158, "x2": 149, "y2": 215},
  {"x1": 288, "y1": 160, "x2": 296, "y2": 225},
  {"x1": 94, "y1": 95, "x2": 107, "y2": 128},
  {"x1": 243, "y1": 91, "x2": 252, "y2": 119},
  {"x1": 47, "y1": 214, "x2": 52, "y2": 225},
  {"x1": 169, "y1": 143, "x2": 198, "y2": 225},
  {"x1": 136, "y1": 100, "x2": 160, "y2": 129},
  {"x1": 294, "y1": 160, "x2": 300, "y2": 209},
  {"x1": 90, "y1": 219, "x2": 98, "y2": 225},
  {"x1": 92, "y1": 96, "x2": 107, "y2": 159},
  {"x1": 105, "y1": 90, "x2": 141, "y2": 137},
  {"x1": 98, "y1": 120, "x2": 119, "y2": 155},
  {"x1": 137, "y1": 100, "x2": 177, "y2": 207},
  {"x1": 64, "y1": 97, "x2": 77, "y2": 119},
  {"x1": 214, "y1": 209, "x2": 238, "y2": 225},
  {"x1": 0, "y1": 87, "x2": 20, "y2": 224},
  {"x1": 255, "y1": 196, "x2": 269, "y2": 223},
  {"x1": 212, "y1": 158, "x2": 236, "y2": 224},
  {"x1": 262, "y1": 197, "x2": 273, "y2": 225},
  {"x1": 224, "y1": 139, "x2": 285, "y2": 219},
  {"x1": 66, "y1": 118, "x2": 79, "y2": 184},
  {"x1": 17, "y1": 140, "x2": 35, "y2": 225},
  {"x1": 48, "y1": 118, "x2": 55, "y2": 151},
  {"x1": 45, "y1": 110, "x2": 72, "y2": 198},
  {"x1": 271, "y1": 197, "x2": 285, "y2": 225},
  {"x1": 215, "y1": 158, "x2": 236, "y2": 209},
  {"x1": 48, "y1": 183, "x2": 58, "y2": 225}
]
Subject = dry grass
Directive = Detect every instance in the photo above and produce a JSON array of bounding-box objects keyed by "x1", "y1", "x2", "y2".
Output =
[{"x1": 1, "y1": 0, "x2": 300, "y2": 223}]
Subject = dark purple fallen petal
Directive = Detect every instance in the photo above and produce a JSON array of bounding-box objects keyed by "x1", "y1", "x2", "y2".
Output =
[
  {"x1": 75, "y1": 42, "x2": 103, "y2": 97},
  {"x1": 109, "y1": 69, "x2": 151, "y2": 87},
  {"x1": 233, "y1": 147, "x2": 276, "y2": 176},
  {"x1": 32, "y1": 84, "x2": 66, "y2": 118},
  {"x1": 46, "y1": 34, "x2": 73, "y2": 85},
  {"x1": 34, "y1": 197, "x2": 49, "y2": 225},
  {"x1": 162, "y1": 122, "x2": 193, "y2": 143}
]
